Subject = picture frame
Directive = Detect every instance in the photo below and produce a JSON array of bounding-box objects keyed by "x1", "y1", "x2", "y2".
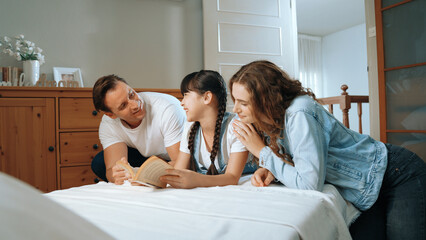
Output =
[{"x1": 53, "y1": 67, "x2": 83, "y2": 87}]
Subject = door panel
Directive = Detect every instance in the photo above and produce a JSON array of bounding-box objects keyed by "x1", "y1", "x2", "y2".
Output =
[{"x1": 0, "y1": 98, "x2": 56, "y2": 192}]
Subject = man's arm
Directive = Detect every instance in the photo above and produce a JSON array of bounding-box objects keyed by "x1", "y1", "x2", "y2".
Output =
[
  {"x1": 104, "y1": 142, "x2": 128, "y2": 183},
  {"x1": 165, "y1": 141, "x2": 180, "y2": 166}
]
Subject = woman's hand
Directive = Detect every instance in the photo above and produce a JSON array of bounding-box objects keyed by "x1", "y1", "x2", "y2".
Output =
[
  {"x1": 111, "y1": 157, "x2": 131, "y2": 185},
  {"x1": 232, "y1": 120, "x2": 266, "y2": 158},
  {"x1": 160, "y1": 169, "x2": 200, "y2": 189},
  {"x1": 251, "y1": 168, "x2": 275, "y2": 187}
]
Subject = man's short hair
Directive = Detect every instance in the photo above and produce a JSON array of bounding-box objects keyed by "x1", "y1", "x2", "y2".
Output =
[{"x1": 92, "y1": 74, "x2": 127, "y2": 112}]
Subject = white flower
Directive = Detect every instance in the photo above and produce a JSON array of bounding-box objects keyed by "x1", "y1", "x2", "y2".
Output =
[
  {"x1": 0, "y1": 34, "x2": 45, "y2": 65},
  {"x1": 6, "y1": 49, "x2": 14, "y2": 56},
  {"x1": 39, "y1": 55, "x2": 45, "y2": 65}
]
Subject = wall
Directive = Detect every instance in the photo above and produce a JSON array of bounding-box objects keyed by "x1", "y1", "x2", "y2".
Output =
[
  {"x1": 322, "y1": 23, "x2": 370, "y2": 134},
  {"x1": 0, "y1": 0, "x2": 203, "y2": 88},
  {"x1": 364, "y1": 0, "x2": 379, "y2": 140}
]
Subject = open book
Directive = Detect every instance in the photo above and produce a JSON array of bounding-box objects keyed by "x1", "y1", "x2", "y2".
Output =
[{"x1": 116, "y1": 156, "x2": 173, "y2": 188}]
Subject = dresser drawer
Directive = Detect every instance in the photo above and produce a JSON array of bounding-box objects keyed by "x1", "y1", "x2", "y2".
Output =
[
  {"x1": 60, "y1": 132, "x2": 102, "y2": 165},
  {"x1": 59, "y1": 98, "x2": 102, "y2": 129},
  {"x1": 61, "y1": 165, "x2": 98, "y2": 189}
]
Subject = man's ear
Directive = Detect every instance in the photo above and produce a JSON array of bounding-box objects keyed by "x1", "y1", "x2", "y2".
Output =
[
  {"x1": 203, "y1": 91, "x2": 213, "y2": 104},
  {"x1": 104, "y1": 111, "x2": 117, "y2": 119}
]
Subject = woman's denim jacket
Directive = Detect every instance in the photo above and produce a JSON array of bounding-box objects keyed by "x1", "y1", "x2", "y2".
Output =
[
  {"x1": 259, "y1": 95, "x2": 388, "y2": 211},
  {"x1": 192, "y1": 112, "x2": 258, "y2": 175}
]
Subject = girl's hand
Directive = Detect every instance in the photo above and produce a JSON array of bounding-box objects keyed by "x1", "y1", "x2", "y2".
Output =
[
  {"x1": 232, "y1": 120, "x2": 266, "y2": 158},
  {"x1": 112, "y1": 157, "x2": 131, "y2": 185},
  {"x1": 160, "y1": 169, "x2": 200, "y2": 189},
  {"x1": 251, "y1": 168, "x2": 275, "y2": 187}
]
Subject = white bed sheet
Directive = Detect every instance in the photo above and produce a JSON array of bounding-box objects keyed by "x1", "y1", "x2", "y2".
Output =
[{"x1": 46, "y1": 175, "x2": 359, "y2": 240}]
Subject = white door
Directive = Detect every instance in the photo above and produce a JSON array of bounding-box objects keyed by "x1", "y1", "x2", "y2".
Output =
[{"x1": 203, "y1": 0, "x2": 298, "y2": 82}]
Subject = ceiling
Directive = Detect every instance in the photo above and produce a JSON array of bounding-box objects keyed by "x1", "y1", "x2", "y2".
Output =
[{"x1": 296, "y1": 0, "x2": 366, "y2": 36}]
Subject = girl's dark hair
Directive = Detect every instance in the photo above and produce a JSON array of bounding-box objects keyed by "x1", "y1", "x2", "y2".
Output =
[
  {"x1": 181, "y1": 70, "x2": 227, "y2": 175},
  {"x1": 93, "y1": 74, "x2": 127, "y2": 112},
  {"x1": 229, "y1": 60, "x2": 316, "y2": 166}
]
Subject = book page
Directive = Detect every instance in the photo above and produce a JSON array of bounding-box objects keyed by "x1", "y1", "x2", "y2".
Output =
[{"x1": 134, "y1": 156, "x2": 173, "y2": 188}]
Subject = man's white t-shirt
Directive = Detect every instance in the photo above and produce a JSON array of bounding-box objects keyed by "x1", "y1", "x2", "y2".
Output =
[
  {"x1": 179, "y1": 116, "x2": 246, "y2": 170},
  {"x1": 99, "y1": 92, "x2": 186, "y2": 160}
]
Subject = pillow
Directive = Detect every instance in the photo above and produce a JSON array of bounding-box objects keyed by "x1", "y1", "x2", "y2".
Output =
[{"x1": 0, "y1": 172, "x2": 113, "y2": 240}]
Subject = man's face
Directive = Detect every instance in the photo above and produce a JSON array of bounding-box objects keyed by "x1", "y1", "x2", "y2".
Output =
[{"x1": 104, "y1": 81, "x2": 146, "y2": 128}]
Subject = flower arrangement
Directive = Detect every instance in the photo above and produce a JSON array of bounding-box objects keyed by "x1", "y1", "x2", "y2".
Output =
[{"x1": 0, "y1": 34, "x2": 45, "y2": 65}]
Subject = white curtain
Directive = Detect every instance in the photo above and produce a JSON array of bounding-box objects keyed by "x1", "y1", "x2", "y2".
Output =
[{"x1": 298, "y1": 34, "x2": 323, "y2": 97}]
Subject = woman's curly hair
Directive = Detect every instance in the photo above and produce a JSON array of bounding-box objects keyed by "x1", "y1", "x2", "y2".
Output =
[{"x1": 229, "y1": 60, "x2": 316, "y2": 166}]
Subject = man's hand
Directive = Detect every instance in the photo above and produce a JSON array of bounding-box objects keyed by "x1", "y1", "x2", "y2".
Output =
[
  {"x1": 111, "y1": 157, "x2": 131, "y2": 185},
  {"x1": 160, "y1": 169, "x2": 199, "y2": 189},
  {"x1": 251, "y1": 168, "x2": 275, "y2": 187}
]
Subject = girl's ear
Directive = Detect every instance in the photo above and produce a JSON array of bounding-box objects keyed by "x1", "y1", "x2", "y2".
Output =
[{"x1": 203, "y1": 91, "x2": 213, "y2": 104}]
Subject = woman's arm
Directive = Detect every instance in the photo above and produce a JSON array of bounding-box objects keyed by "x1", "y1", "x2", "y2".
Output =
[
  {"x1": 234, "y1": 112, "x2": 328, "y2": 191},
  {"x1": 160, "y1": 151, "x2": 249, "y2": 188}
]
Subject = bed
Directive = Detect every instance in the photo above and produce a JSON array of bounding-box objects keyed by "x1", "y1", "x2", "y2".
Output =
[{"x1": 0, "y1": 171, "x2": 359, "y2": 240}]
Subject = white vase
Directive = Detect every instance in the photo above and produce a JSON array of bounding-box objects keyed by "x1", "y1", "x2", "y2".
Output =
[{"x1": 22, "y1": 60, "x2": 40, "y2": 86}]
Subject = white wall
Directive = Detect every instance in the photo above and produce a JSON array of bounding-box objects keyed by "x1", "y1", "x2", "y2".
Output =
[
  {"x1": 0, "y1": 0, "x2": 203, "y2": 88},
  {"x1": 322, "y1": 24, "x2": 370, "y2": 134}
]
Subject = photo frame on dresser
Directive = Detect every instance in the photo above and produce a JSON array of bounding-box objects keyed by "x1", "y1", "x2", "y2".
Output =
[{"x1": 53, "y1": 67, "x2": 83, "y2": 87}]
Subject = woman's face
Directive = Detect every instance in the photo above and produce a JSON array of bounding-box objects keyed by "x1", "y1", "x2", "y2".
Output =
[{"x1": 231, "y1": 83, "x2": 255, "y2": 124}]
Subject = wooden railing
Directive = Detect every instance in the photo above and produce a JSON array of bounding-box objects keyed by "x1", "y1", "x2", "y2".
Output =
[{"x1": 317, "y1": 85, "x2": 369, "y2": 133}]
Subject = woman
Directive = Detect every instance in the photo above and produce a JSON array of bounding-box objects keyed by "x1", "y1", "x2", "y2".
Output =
[
  {"x1": 230, "y1": 60, "x2": 426, "y2": 239},
  {"x1": 160, "y1": 70, "x2": 256, "y2": 188}
]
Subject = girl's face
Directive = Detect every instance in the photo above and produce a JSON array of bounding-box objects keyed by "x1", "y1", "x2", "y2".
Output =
[
  {"x1": 181, "y1": 90, "x2": 205, "y2": 122},
  {"x1": 232, "y1": 83, "x2": 255, "y2": 124}
]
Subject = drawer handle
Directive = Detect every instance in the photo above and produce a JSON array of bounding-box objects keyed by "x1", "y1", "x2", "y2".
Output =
[
  {"x1": 93, "y1": 144, "x2": 99, "y2": 150},
  {"x1": 48, "y1": 146, "x2": 54, "y2": 152},
  {"x1": 92, "y1": 110, "x2": 98, "y2": 116}
]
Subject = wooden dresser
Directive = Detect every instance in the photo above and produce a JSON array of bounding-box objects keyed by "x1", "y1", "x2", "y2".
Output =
[{"x1": 0, "y1": 87, "x2": 182, "y2": 192}]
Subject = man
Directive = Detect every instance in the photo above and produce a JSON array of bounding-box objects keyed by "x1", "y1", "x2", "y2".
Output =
[{"x1": 92, "y1": 74, "x2": 186, "y2": 184}]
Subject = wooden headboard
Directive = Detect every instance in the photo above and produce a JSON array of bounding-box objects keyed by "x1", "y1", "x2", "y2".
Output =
[{"x1": 317, "y1": 85, "x2": 369, "y2": 133}]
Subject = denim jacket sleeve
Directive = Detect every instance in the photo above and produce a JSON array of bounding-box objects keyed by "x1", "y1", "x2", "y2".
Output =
[{"x1": 259, "y1": 110, "x2": 328, "y2": 191}]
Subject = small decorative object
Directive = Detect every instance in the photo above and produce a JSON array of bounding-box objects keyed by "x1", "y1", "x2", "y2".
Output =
[
  {"x1": 0, "y1": 35, "x2": 45, "y2": 86},
  {"x1": 53, "y1": 67, "x2": 83, "y2": 87},
  {"x1": 58, "y1": 79, "x2": 79, "y2": 87},
  {"x1": 35, "y1": 73, "x2": 57, "y2": 87}
]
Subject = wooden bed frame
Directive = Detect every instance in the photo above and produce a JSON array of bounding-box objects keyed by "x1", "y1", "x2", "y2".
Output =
[{"x1": 317, "y1": 85, "x2": 369, "y2": 133}]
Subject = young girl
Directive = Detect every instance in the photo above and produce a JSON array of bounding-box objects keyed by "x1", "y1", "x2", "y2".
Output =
[
  {"x1": 230, "y1": 60, "x2": 426, "y2": 240},
  {"x1": 160, "y1": 70, "x2": 256, "y2": 188}
]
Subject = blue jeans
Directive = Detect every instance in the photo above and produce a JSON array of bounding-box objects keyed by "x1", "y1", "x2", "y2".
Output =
[
  {"x1": 350, "y1": 144, "x2": 426, "y2": 240},
  {"x1": 91, "y1": 146, "x2": 148, "y2": 182}
]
